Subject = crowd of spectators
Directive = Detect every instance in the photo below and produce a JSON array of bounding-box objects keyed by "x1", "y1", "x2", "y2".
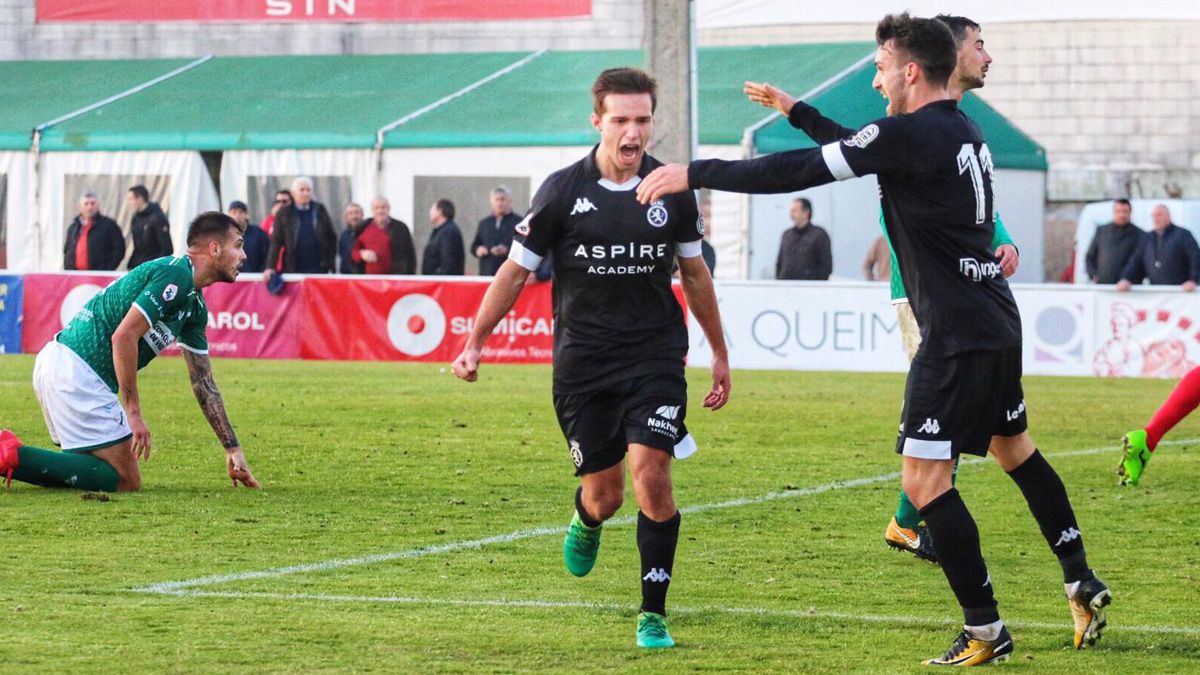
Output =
[{"x1": 1084, "y1": 199, "x2": 1200, "y2": 292}]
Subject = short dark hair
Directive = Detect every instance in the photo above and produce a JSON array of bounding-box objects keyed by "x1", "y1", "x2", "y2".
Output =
[
  {"x1": 794, "y1": 197, "x2": 812, "y2": 215},
  {"x1": 934, "y1": 14, "x2": 981, "y2": 46},
  {"x1": 1114, "y1": 198, "x2": 1132, "y2": 208},
  {"x1": 128, "y1": 185, "x2": 149, "y2": 202},
  {"x1": 876, "y1": 13, "x2": 957, "y2": 88},
  {"x1": 592, "y1": 67, "x2": 657, "y2": 115},
  {"x1": 276, "y1": 189, "x2": 293, "y2": 200},
  {"x1": 435, "y1": 198, "x2": 455, "y2": 221},
  {"x1": 187, "y1": 211, "x2": 243, "y2": 247}
]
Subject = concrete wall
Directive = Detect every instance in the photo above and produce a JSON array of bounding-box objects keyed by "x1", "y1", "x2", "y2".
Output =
[
  {"x1": 701, "y1": 20, "x2": 1200, "y2": 279},
  {"x1": 0, "y1": 0, "x2": 644, "y2": 58}
]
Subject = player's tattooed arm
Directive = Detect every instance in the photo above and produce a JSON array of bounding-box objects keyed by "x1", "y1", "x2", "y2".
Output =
[{"x1": 182, "y1": 349, "x2": 240, "y2": 450}]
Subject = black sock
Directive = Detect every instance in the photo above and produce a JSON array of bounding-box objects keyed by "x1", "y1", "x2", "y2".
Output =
[
  {"x1": 1007, "y1": 450, "x2": 1092, "y2": 583},
  {"x1": 575, "y1": 487, "x2": 602, "y2": 528},
  {"x1": 919, "y1": 488, "x2": 1000, "y2": 626},
  {"x1": 637, "y1": 510, "x2": 680, "y2": 616}
]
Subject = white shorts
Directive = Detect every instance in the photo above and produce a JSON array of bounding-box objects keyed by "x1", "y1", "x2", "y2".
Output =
[{"x1": 32, "y1": 340, "x2": 132, "y2": 452}]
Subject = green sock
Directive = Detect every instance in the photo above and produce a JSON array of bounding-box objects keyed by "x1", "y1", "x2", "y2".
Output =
[
  {"x1": 895, "y1": 490, "x2": 921, "y2": 529},
  {"x1": 896, "y1": 457, "x2": 963, "y2": 528},
  {"x1": 12, "y1": 445, "x2": 120, "y2": 492}
]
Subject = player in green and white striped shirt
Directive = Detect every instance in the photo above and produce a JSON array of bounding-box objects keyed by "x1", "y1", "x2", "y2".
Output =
[{"x1": 0, "y1": 212, "x2": 259, "y2": 492}]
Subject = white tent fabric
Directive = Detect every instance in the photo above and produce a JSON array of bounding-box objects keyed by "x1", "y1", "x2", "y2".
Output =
[
  {"x1": 696, "y1": 0, "x2": 1200, "y2": 28},
  {"x1": 220, "y1": 149, "x2": 377, "y2": 218},
  {"x1": 33, "y1": 151, "x2": 218, "y2": 271},
  {"x1": 0, "y1": 151, "x2": 34, "y2": 271}
]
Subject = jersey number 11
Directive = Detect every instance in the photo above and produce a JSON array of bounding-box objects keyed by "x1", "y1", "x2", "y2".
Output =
[{"x1": 957, "y1": 143, "x2": 994, "y2": 225}]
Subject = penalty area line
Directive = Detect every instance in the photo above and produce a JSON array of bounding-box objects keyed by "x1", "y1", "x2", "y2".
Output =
[
  {"x1": 148, "y1": 589, "x2": 1200, "y2": 637},
  {"x1": 132, "y1": 438, "x2": 1198, "y2": 595}
]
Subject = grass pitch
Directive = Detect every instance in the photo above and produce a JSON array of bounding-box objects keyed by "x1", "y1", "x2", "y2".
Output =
[{"x1": 1, "y1": 356, "x2": 1198, "y2": 673}]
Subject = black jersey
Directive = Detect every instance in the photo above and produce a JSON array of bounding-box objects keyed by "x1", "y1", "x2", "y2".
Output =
[
  {"x1": 688, "y1": 99, "x2": 1021, "y2": 356},
  {"x1": 510, "y1": 146, "x2": 704, "y2": 393}
]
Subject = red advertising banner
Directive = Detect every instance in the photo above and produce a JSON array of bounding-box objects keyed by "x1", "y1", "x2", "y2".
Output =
[
  {"x1": 21, "y1": 274, "x2": 300, "y2": 359},
  {"x1": 301, "y1": 276, "x2": 554, "y2": 362},
  {"x1": 37, "y1": 0, "x2": 591, "y2": 23}
]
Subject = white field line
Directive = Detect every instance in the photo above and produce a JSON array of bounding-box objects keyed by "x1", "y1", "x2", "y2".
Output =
[
  {"x1": 146, "y1": 589, "x2": 1200, "y2": 637},
  {"x1": 132, "y1": 438, "x2": 1197, "y2": 595}
]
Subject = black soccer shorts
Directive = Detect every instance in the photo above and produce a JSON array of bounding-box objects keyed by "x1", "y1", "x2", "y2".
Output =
[
  {"x1": 553, "y1": 369, "x2": 688, "y2": 476},
  {"x1": 894, "y1": 347, "x2": 1028, "y2": 460}
]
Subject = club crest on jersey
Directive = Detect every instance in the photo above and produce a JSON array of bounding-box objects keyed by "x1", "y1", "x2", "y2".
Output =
[
  {"x1": 843, "y1": 124, "x2": 879, "y2": 149},
  {"x1": 647, "y1": 200, "x2": 669, "y2": 228},
  {"x1": 162, "y1": 284, "x2": 178, "y2": 301}
]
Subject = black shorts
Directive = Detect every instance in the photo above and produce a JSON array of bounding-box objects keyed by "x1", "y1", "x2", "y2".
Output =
[
  {"x1": 895, "y1": 347, "x2": 1027, "y2": 460},
  {"x1": 553, "y1": 370, "x2": 688, "y2": 476}
]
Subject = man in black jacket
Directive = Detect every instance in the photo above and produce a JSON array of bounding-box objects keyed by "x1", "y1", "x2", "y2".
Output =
[
  {"x1": 422, "y1": 198, "x2": 465, "y2": 275},
  {"x1": 338, "y1": 202, "x2": 365, "y2": 274},
  {"x1": 261, "y1": 177, "x2": 337, "y2": 278},
  {"x1": 1085, "y1": 199, "x2": 1140, "y2": 284},
  {"x1": 471, "y1": 186, "x2": 522, "y2": 276},
  {"x1": 63, "y1": 190, "x2": 125, "y2": 271},
  {"x1": 1118, "y1": 204, "x2": 1200, "y2": 291},
  {"x1": 125, "y1": 185, "x2": 173, "y2": 269}
]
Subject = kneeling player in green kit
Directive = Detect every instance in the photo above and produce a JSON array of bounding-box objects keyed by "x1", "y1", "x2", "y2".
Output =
[{"x1": 1, "y1": 211, "x2": 260, "y2": 492}]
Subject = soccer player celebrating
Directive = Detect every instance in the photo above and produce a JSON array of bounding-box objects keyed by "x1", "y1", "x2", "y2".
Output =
[
  {"x1": 0, "y1": 212, "x2": 260, "y2": 492},
  {"x1": 1118, "y1": 366, "x2": 1200, "y2": 485},
  {"x1": 451, "y1": 67, "x2": 730, "y2": 649},
  {"x1": 744, "y1": 14, "x2": 1020, "y2": 565},
  {"x1": 637, "y1": 14, "x2": 1109, "y2": 664}
]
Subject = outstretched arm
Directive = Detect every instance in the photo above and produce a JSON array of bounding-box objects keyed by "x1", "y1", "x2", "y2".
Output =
[
  {"x1": 744, "y1": 82, "x2": 855, "y2": 144},
  {"x1": 181, "y1": 349, "x2": 260, "y2": 488}
]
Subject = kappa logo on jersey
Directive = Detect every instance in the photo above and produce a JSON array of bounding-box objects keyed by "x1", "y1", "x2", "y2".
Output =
[
  {"x1": 515, "y1": 216, "x2": 531, "y2": 236},
  {"x1": 843, "y1": 123, "x2": 880, "y2": 149},
  {"x1": 570, "y1": 197, "x2": 598, "y2": 216},
  {"x1": 162, "y1": 284, "x2": 178, "y2": 302},
  {"x1": 655, "y1": 405, "x2": 680, "y2": 420},
  {"x1": 917, "y1": 418, "x2": 941, "y2": 435},
  {"x1": 569, "y1": 439, "x2": 583, "y2": 468},
  {"x1": 1006, "y1": 400, "x2": 1026, "y2": 422},
  {"x1": 959, "y1": 257, "x2": 1003, "y2": 282},
  {"x1": 643, "y1": 568, "x2": 671, "y2": 583},
  {"x1": 647, "y1": 200, "x2": 669, "y2": 228},
  {"x1": 1055, "y1": 527, "x2": 1082, "y2": 547}
]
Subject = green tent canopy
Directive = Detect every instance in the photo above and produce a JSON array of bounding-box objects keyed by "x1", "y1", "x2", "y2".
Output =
[
  {"x1": 752, "y1": 63, "x2": 1047, "y2": 170},
  {"x1": 0, "y1": 44, "x2": 1042, "y2": 165}
]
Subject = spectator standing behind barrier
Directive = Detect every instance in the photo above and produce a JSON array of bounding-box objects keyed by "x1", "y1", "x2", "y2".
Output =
[
  {"x1": 776, "y1": 197, "x2": 831, "y2": 280},
  {"x1": 232, "y1": 201, "x2": 268, "y2": 273},
  {"x1": 471, "y1": 186, "x2": 522, "y2": 276},
  {"x1": 63, "y1": 190, "x2": 124, "y2": 271},
  {"x1": 354, "y1": 197, "x2": 417, "y2": 275},
  {"x1": 338, "y1": 202, "x2": 365, "y2": 274},
  {"x1": 422, "y1": 198, "x2": 465, "y2": 276},
  {"x1": 1118, "y1": 204, "x2": 1200, "y2": 292},
  {"x1": 1086, "y1": 198, "x2": 1141, "y2": 284},
  {"x1": 262, "y1": 177, "x2": 336, "y2": 278},
  {"x1": 125, "y1": 185, "x2": 173, "y2": 269},
  {"x1": 863, "y1": 234, "x2": 892, "y2": 281},
  {"x1": 260, "y1": 189, "x2": 292, "y2": 237}
]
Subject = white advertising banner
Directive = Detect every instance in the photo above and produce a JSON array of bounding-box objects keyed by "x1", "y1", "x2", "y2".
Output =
[{"x1": 691, "y1": 281, "x2": 1200, "y2": 378}]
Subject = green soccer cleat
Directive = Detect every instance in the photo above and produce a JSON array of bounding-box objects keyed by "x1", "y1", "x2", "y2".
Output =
[
  {"x1": 636, "y1": 612, "x2": 675, "y2": 648},
  {"x1": 562, "y1": 512, "x2": 602, "y2": 577},
  {"x1": 1117, "y1": 430, "x2": 1152, "y2": 486}
]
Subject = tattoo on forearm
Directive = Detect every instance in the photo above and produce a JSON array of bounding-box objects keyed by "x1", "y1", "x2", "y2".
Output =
[{"x1": 183, "y1": 351, "x2": 240, "y2": 449}]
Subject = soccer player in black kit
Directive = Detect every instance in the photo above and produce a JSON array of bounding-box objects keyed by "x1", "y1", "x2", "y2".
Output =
[
  {"x1": 638, "y1": 14, "x2": 1110, "y2": 666},
  {"x1": 451, "y1": 67, "x2": 731, "y2": 649}
]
